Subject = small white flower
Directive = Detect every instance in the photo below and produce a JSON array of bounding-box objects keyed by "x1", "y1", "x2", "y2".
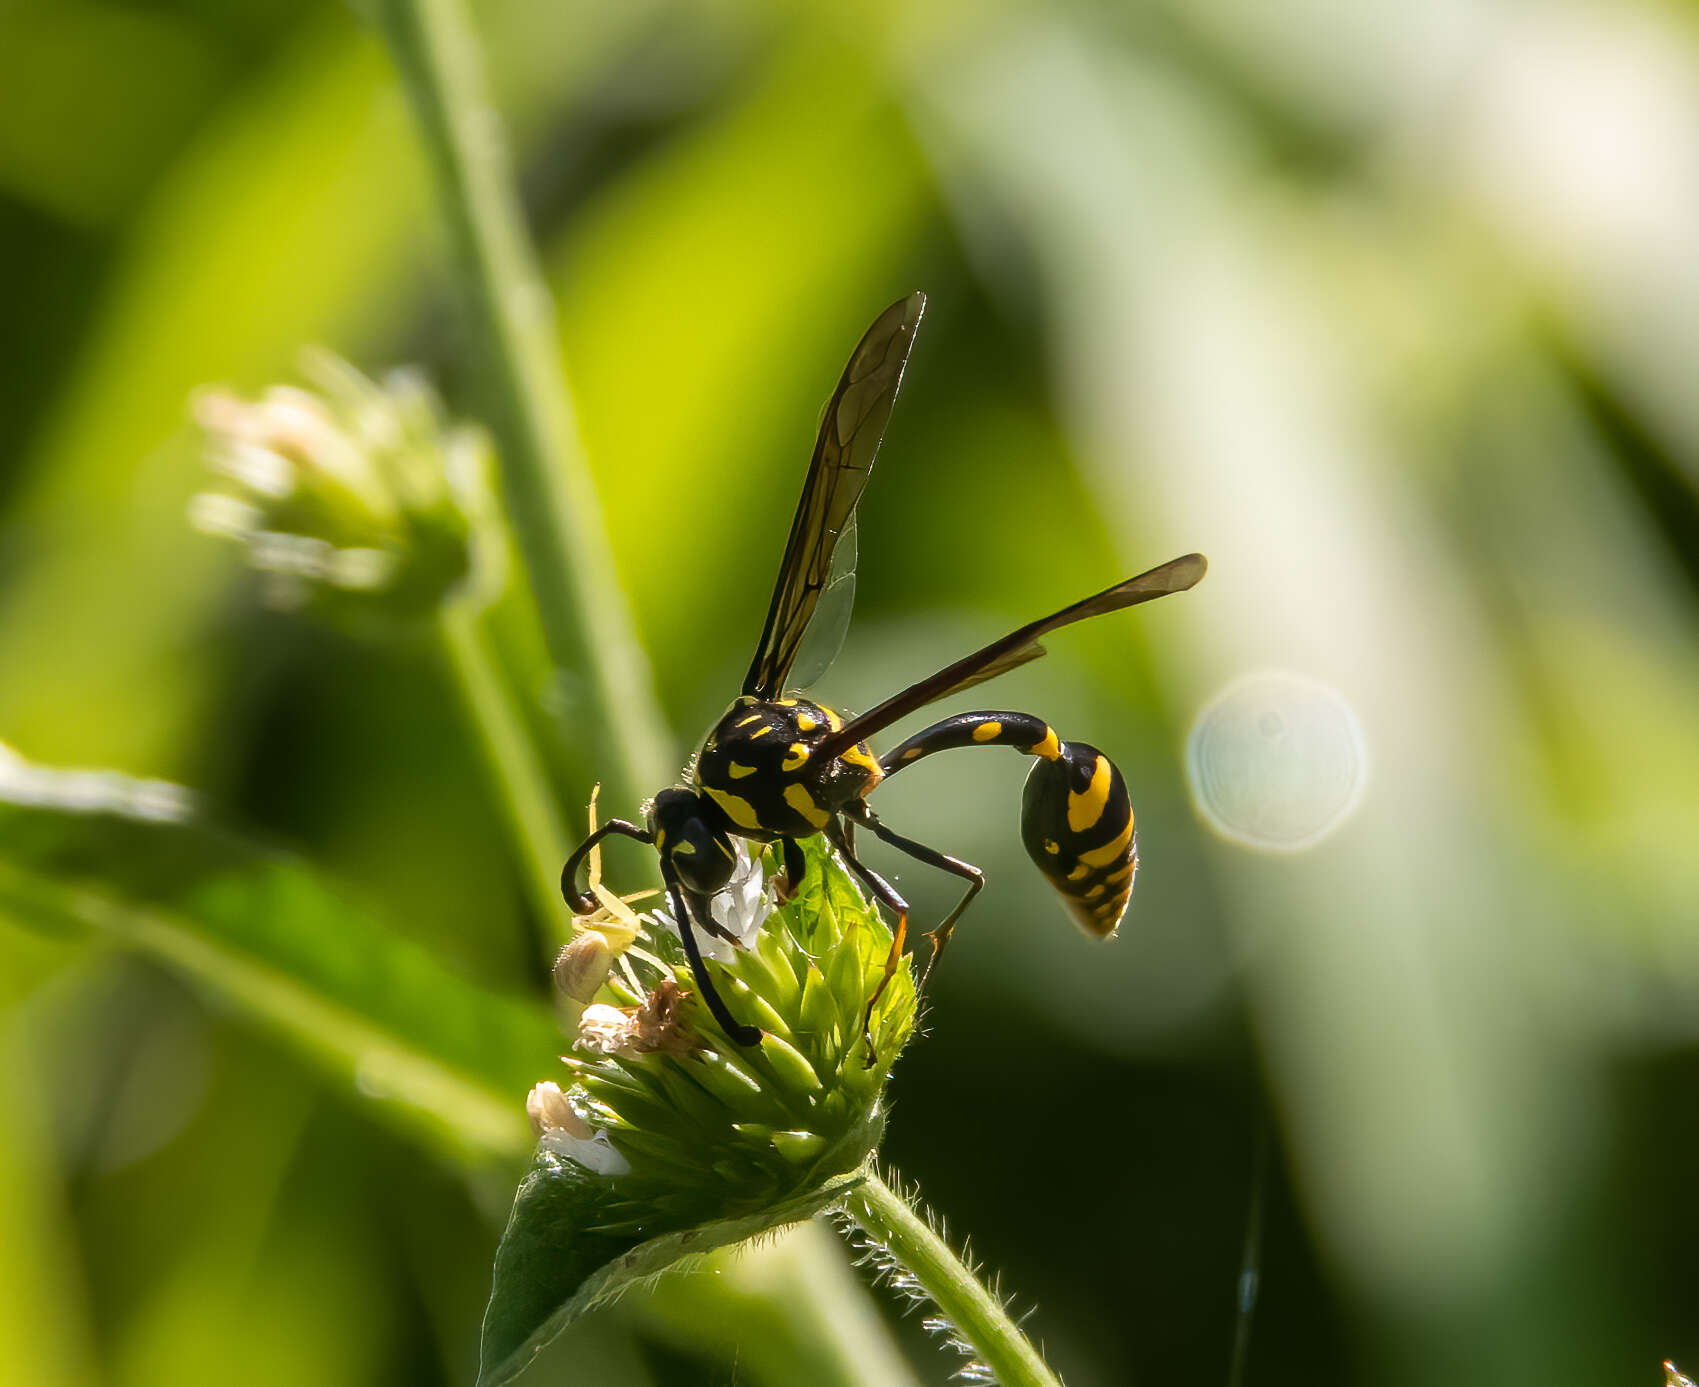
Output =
[
  {"x1": 210, "y1": 438, "x2": 297, "y2": 499},
  {"x1": 539, "y1": 1126, "x2": 630, "y2": 1177},
  {"x1": 526, "y1": 1081, "x2": 630, "y2": 1176},
  {"x1": 187, "y1": 492, "x2": 261, "y2": 539},
  {"x1": 650, "y1": 838, "x2": 774, "y2": 964},
  {"x1": 526, "y1": 1081, "x2": 585, "y2": 1138},
  {"x1": 327, "y1": 547, "x2": 397, "y2": 592},
  {"x1": 576, "y1": 1004, "x2": 633, "y2": 1056}
]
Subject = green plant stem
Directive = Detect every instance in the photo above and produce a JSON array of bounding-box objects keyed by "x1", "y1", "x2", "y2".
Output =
[
  {"x1": 438, "y1": 602, "x2": 571, "y2": 948},
  {"x1": 375, "y1": 0, "x2": 670, "y2": 808},
  {"x1": 842, "y1": 1171, "x2": 1064, "y2": 1387}
]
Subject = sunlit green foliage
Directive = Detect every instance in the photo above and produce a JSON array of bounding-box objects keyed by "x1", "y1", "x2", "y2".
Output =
[{"x1": 3, "y1": 0, "x2": 1698, "y2": 1384}]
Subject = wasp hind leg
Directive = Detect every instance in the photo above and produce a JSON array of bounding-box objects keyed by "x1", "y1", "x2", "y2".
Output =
[
  {"x1": 844, "y1": 802, "x2": 983, "y2": 984},
  {"x1": 823, "y1": 819, "x2": 909, "y2": 1067}
]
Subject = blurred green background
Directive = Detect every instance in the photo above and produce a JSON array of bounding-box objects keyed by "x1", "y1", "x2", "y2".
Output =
[{"x1": 4, "y1": 0, "x2": 1699, "y2": 1383}]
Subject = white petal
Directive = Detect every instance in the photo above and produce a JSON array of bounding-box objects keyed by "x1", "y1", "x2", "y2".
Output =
[{"x1": 541, "y1": 1127, "x2": 631, "y2": 1177}]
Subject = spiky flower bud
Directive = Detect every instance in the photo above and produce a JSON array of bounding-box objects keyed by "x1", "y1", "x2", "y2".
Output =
[
  {"x1": 556, "y1": 836, "x2": 914, "y2": 1218},
  {"x1": 481, "y1": 836, "x2": 917, "y2": 1384},
  {"x1": 189, "y1": 350, "x2": 494, "y2": 619}
]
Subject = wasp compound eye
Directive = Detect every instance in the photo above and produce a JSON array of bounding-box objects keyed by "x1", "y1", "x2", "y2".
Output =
[{"x1": 651, "y1": 789, "x2": 737, "y2": 897}]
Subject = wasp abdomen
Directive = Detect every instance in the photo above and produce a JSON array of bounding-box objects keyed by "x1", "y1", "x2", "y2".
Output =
[{"x1": 1020, "y1": 741, "x2": 1136, "y2": 938}]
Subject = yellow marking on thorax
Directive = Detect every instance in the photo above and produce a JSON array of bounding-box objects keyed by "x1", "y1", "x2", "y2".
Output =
[
  {"x1": 1027, "y1": 727, "x2": 1061, "y2": 760},
  {"x1": 674, "y1": 840, "x2": 696, "y2": 855},
  {"x1": 840, "y1": 743, "x2": 880, "y2": 774},
  {"x1": 736, "y1": 713, "x2": 764, "y2": 728},
  {"x1": 749, "y1": 725, "x2": 773, "y2": 739},
  {"x1": 717, "y1": 838, "x2": 736, "y2": 859},
  {"x1": 1067, "y1": 756, "x2": 1113, "y2": 833},
  {"x1": 1077, "y1": 817, "x2": 1134, "y2": 868},
  {"x1": 728, "y1": 762, "x2": 756, "y2": 779},
  {"x1": 654, "y1": 829, "x2": 667, "y2": 851},
  {"x1": 796, "y1": 713, "x2": 819, "y2": 732},
  {"x1": 783, "y1": 783, "x2": 830, "y2": 828},
  {"x1": 973, "y1": 721, "x2": 1003, "y2": 742},
  {"x1": 782, "y1": 743, "x2": 810, "y2": 772},
  {"x1": 824, "y1": 707, "x2": 843, "y2": 732},
  {"x1": 704, "y1": 785, "x2": 763, "y2": 831}
]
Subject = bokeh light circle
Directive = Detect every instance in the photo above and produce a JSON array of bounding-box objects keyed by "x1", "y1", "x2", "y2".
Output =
[{"x1": 1186, "y1": 670, "x2": 1367, "y2": 852}]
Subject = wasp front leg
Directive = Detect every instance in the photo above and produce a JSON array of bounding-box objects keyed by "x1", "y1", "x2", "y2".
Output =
[
  {"x1": 661, "y1": 866, "x2": 762, "y2": 1046},
  {"x1": 773, "y1": 836, "x2": 808, "y2": 902},
  {"x1": 560, "y1": 818, "x2": 653, "y2": 913}
]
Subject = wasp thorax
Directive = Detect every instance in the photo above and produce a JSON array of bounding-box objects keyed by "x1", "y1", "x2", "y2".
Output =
[
  {"x1": 692, "y1": 695, "x2": 881, "y2": 841},
  {"x1": 649, "y1": 787, "x2": 737, "y2": 896}
]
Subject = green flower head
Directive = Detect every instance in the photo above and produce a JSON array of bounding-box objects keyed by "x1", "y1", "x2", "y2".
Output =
[{"x1": 483, "y1": 832, "x2": 916, "y2": 1384}]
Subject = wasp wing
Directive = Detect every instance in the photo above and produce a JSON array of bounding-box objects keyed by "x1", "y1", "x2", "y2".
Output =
[
  {"x1": 742, "y1": 292, "x2": 926, "y2": 700},
  {"x1": 785, "y1": 511, "x2": 859, "y2": 692},
  {"x1": 816, "y1": 553, "x2": 1207, "y2": 758}
]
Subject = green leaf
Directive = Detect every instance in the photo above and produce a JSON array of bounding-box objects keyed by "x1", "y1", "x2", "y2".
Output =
[
  {"x1": 0, "y1": 757, "x2": 557, "y2": 1164},
  {"x1": 478, "y1": 1159, "x2": 866, "y2": 1387}
]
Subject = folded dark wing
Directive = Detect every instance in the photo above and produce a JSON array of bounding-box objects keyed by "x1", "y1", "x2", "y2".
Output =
[
  {"x1": 742, "y1": 292, "x2": 927, "y2": 700},
  {"x1": 816, "y1": 553, "x2": 1207, "y2": 757}
]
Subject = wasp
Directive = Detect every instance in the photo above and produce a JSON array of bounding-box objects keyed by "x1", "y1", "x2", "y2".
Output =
[{"x1": 562, "y1": 293, "x2": 1205, "y2": 1050}]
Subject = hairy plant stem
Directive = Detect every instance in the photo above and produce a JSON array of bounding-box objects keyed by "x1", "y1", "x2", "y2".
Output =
[
  {"x1": 375, "y1": 0, "x2": 670, "y2": 807},
  {"x1": 843, "y1": 1171, "x2": 1064, "y2": 1387},
  {"x1": 437, "y1": 602, "x2": 569, "y2": 949}
]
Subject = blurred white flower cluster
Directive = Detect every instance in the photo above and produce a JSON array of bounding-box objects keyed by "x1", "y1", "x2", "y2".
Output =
[{"x1": 189, "y1": 350, "x2": 495, "y2": 619}]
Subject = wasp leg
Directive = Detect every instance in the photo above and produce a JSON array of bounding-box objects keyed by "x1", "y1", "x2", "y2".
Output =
[
  {"x1": 824, "y1": 819, "x2": 909, "y2": 1067},
  {"x1": 845, "y1": 803, "x2": 983, "y2": 984},
  {"x1": 663, "y1": 869, "x2": 762, "y2": 1046},
  {"x1": 776, "y1": 836, "x2": 808, "y2": 901},
  {"x1": 560, "y1": 818, "x2": 653, "y2": 913}
]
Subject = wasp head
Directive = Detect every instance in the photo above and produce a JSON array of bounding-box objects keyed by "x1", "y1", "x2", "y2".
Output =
[{"x1": 649, "y1": 786, "x2": 739, "y2": 897}]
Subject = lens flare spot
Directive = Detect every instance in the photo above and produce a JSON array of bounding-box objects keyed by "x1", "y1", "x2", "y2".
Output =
[{"x1": 1186, "y1": 671, "x2": 1367, "y2": 852}]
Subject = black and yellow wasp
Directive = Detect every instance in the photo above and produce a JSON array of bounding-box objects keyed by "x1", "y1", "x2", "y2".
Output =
[{"x1": 561, "y1": 293, "x2": 1205, "y2": 1048}]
